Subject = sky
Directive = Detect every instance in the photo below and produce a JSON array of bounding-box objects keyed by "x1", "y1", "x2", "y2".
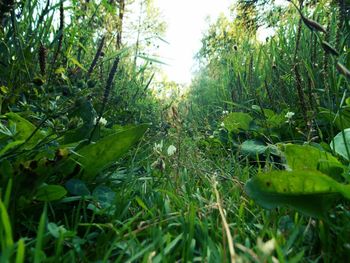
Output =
[
  {"x1": 151, "y1": 0, "x2": 289, "y2": 85},
  {"x1": 154, "y1": 0, "x2": 232, "y2": 85}
]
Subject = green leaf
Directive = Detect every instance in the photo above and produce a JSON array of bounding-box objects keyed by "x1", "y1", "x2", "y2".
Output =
[
  {"x1": 263, "y1": 109, "x2": 286, "y2": 128},
  {"x1": 5, "y1": 113, "x2": 45, "y2": 149},
  {"x1": 318, "y1": 107, "x2": 350, "y2": 130},
  {"x1": 15, "y1": 238, "x2": 25, "y2": 263},
  {"x1": 240, "y1": 140, "x2": 268, "y2": 156},
  {"x1": 5, "y1": 112, "x2": 36, "y2": 140},
  {"x1": 223, "y1": 112, "x2": 253, "y2": 133},
  {"x1": 68, "y1": 57, "x2": 87, "y2": 72},
  {"x1": 0, "y1": 86, "x2": 9, "y2": 94},
  {"x1": 0, "y1": 140, "x2": 25, "y2": 157},
  {"x1": 245, "y1": 170, "x2": 350, "y2": 217},
  {"x1": 65, "y1": 179, "x2": 90, "y2": 196},
  {"x1": 93, "y1": 186, "x2": 116, "y2": 209},
  {"x1": 0, "y1": 199, "x2": 13, "y2": 248},
  {"x1": 73, "y1": 124, "x2": 148, "y2": 179},
  {"x1": 35, "y1": 185, "x2": 67, "y2": 202},
  {"x1": 54, "y1": 67, "x2": 65, "y2": 74},
  {"x1": 282, "y1": 144, "x2": 343, "y2": 177},
  {"x1": 34, "y1": 204, "x2": 47, "y2": 263},
  {"x1": 62, "y1": 98, "x2": 97, "y2": 144},
  {"x1": 331, "y1": 129, "x2": 350, "y2": 160},
  {"x1": 47, "y1": 223, "x2": 69, "y2": 239}
]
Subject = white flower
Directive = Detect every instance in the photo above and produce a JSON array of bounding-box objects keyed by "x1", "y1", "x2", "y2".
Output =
[
  {"x1": 222, "y1": 110, "x2": 229, "y2": 115},
  {"x1": 257, "y1": 238, "x2": 276, "y2": 255},
  {"x1": 167, "y1": 145, "x2": 177, "y2": 156},
  {"x1": 220, "y1": 122, "x2": 225, "y2": 128},
  {"x1": 153, "y1": 140, "x2": 163, "y2": 153},
  {"x1": 285, "y1": 111, "x2": 295, "y2": 119},
  {"x1": 93, "y1": 117, "x2": 107, "y2": 126},
  {"x1": 285, "y1": 111, "x2": 295, "y2": 123}
]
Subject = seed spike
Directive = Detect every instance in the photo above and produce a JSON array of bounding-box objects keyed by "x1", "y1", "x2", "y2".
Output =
[
  {"x1": 337, "y1": 62, "x2": 350, "y2": 79},
  {"x1": 321, "y1": 41, "x2": 339, "y2": 57}
]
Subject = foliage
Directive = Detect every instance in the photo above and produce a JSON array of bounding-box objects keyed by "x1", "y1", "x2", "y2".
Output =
[{"x1": 1, "y1": 0, "x2": 350, "y2": 262}]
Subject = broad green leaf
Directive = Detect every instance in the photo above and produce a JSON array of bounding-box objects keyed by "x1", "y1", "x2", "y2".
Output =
[
  {"x1": 65, "y1": 179, "x2": 90, "y2": 196},
  {"x1": 282, "y1": 144, "x2": 343, "y2": 176},
  {"x1": 5, "y1": 113, "x2": 45, "y2": 149},
  {"x1": 331, "y1": 129, "x2": 350, "y2": 160},
  {"x1": 35, "y1": 185, "x2": 67, "y2": 201},
  {"x1": 47, "y1": 223, "x2": 69, "y2": 239},
  {"x1": 6, "y1": 112, "x2": 36, "y2": 140},
  {"x1": 240, "y1": 140, "x2": 268, "y2": 156},
  {"x1": 245, "y1": 170, "x2": 350, "y2": 217},
  {"x1": 223, "y1": 112, "x2": 253, "y2": 133},
  {"x1": 0, "y1": 140, "x2": 25, "y2": 156},
  {"x1": 73, "y1": 124, "x2": 148, "y2": 179},
  {"x1": 93, "y1": 185, "x2": 115, "y2": 209}
]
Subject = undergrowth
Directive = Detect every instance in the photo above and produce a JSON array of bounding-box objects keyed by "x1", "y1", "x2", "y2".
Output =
[{"x1": 0, "y1": 0, "x2": 350, "y2": 262}]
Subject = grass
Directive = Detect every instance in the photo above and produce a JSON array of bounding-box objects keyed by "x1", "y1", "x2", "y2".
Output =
[{"x1": 1, "y1": 0, "x2": 350, "y2": 262}]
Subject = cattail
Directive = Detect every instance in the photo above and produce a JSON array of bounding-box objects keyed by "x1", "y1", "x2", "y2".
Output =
[
  {"x1": 294, "y1": 65, "x2": 309, "y2": 126},
  {"x1": 36, "y1": 0, "x2": 50, "y2": 30},
  {"x1": 264, "y1": 80, "x2": 273, "y2": 106},
  {"x1": 116, "y1": 0, "x2": 125, "y2": 49},
  {"x1": 87, "y1": 36, "x2": 105, "y2": 77},
  {"x1": 89, "y1": 58, "x2": 120, "y2": 142},
  {"x1": 59, "y1": 1, "x2": 64, "y2": 35},
  {"x1": 321, "y1": 41, "x2": 339, "y2": 57},
  {"x1": 301, "y1": 15, "x2": 327, "y2": 34},
  {"x1": 52, "y1": 1, "x2": 64, "y2": 66},
  {"x1": 293, "y1": 18, "x2": 302, "y2": 61},
  {"x1": 293, "y1": 17, "x2": 309, "y2": 127},
  {"x1": 291, "y1": 1, "x2": 327, "y2": 34},
  {"x1": 38, "y1": 42, "x2": 47, "y2": 75},
  {"x1": 322, "y1": 23, "x2": 331, "y2": 94}
]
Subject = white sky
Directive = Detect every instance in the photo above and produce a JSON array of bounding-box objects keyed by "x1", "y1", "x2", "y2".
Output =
[
  {"x1": 154, "y1": 0, "x2": 232, "y2": 84},
  {"x1": 151, "y1": 0, "x2": 289, "y2": 85}
]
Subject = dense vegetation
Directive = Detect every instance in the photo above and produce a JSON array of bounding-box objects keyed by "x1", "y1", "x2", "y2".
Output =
[{"x1": 0, "y1": 0, "x2": 350, "y2": 262}]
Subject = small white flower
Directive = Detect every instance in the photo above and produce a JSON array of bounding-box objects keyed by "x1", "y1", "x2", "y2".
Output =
[
  {"x1": 99, "y1": 117, "x2": 107, "y2": 126},
  {"x1": 285, "y1": 111, "x2": 295, "y2": 119},
  {"x1": 93, "y1": 117, "x2": 107, "y2": 126},
  {"x1": 222, "y1": 110, "x2": 229, "y2": 115},
  {"x1": 285, "y1": 111, "x2": 295, "y2": 123},
  {"x1": 167, "y1": 145, "x2": 177, "y2": 156},
  {"x1": 220, "y1": 122, "x2": 225, "y2": 128},
  {"x1": 257, "y1": 238, "x2": 276, "y2": 255},
  {"x1": 153, "y1": 140, "x2": 163, "y2": 153}
]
